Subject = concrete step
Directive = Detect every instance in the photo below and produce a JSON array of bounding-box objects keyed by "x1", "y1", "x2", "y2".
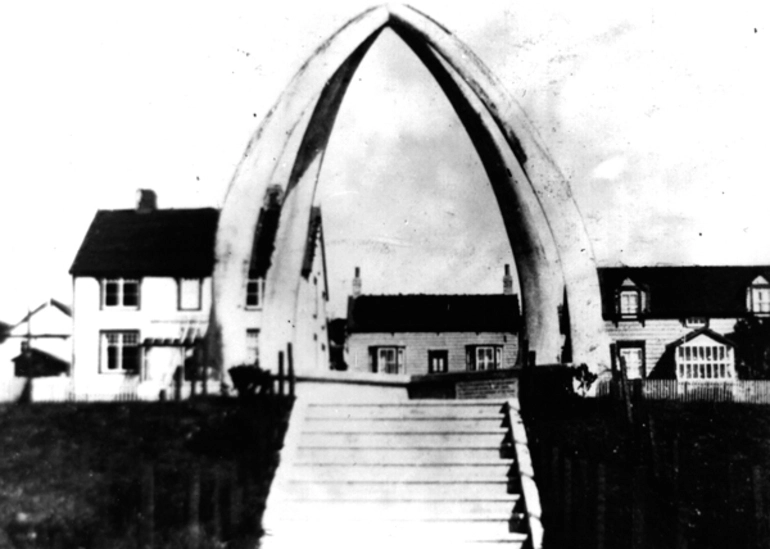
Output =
[
  {"x1": 287, "y1": 463, "x2": 513, "y2": 482},
  {"x1": 262, "y1": 518, "x2": 528, "y2": 543},
  {"x1": 278, "y1": 479, "x2": 513, "y2": 500},
  {"x1": 265, "y1": 498, "x2": 517, "y2": 520},
  {"x1": 302, "y1": 417, "x2": 505, "y2": 432},
  {"x1": 300, "y1": 431, "x2": 506, "y2": 447},
  {"x1": 306, "y1": 402, "x2": 506, "y2": 419},
  {"x1": 295, "y1": 446, "x2": 506, "y2": 464}
]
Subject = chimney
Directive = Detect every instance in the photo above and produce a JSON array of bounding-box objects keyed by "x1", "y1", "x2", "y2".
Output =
[
  {"x1": 503, "y1": 264, "x2": 513, "y2": 295},
  {"x1": 352, "y1": 267, "x2": 362, "y2": 298},
  {"x1": 136, "y1": 189, "x2": 157, "y2": 213}
]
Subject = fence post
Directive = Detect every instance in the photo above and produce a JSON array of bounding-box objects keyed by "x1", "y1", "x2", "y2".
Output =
[
  {"x1": 288, "y1": 343, "x2": 295, "y2": 397},
  {"x1": 754, "y1": 466, "x2": 765, "y2": 547},
  {"x1": 140, "y1": 463, "x2": 155, "y2": 549},
  {"x1": 188, "y1": 466, "x2": 201, "y2": 549},
  {"x1": 278, "y1": 351, "x2": 285, "y2": 396},
  {"x1": 563, "y1": 457, "x2": 572, "y2": 541},
  {"x1": 597, "y1": 463, "x2": 606, "y2": 549},
  {"x1": 632, "y1": 466, "x2": 647, "y2": 549}
]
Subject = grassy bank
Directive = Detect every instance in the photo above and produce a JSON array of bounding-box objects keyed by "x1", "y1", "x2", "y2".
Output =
[
  {"x1": 526, "y1": 398, "x2": 770, "y2": 549},
  {"x1": 0, "y1": 397, "x2": 293, "y2": 548}
]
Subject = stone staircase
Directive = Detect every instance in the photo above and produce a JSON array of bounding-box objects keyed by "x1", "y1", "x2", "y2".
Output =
[{"x1": 260, "y1": 399, "x2": 534, "y2": 549}]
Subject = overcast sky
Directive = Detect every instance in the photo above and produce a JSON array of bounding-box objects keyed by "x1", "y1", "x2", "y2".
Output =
[{"x1": 0, "y1": 1, "x2": 768, "y2": 320}]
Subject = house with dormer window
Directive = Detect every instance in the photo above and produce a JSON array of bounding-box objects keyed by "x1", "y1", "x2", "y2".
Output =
[
  {"x1": 598, "y1": 266, "x2": 770, "y2": 381},
  {"x1": 69, "y1": 189, "x2": 330, "y2": 399}
]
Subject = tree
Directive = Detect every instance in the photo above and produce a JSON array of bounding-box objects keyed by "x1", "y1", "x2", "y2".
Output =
[{"x1": 729, "y1": 318, "x2": 770, "y2": 379}]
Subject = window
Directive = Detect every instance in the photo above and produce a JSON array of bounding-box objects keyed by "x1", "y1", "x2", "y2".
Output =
[
  {"x1": 685, "y1": 317, "x2": 708, "y2": 328},
  {"x1": 102, "y1": 279, "x2": 140, "y2": 309},
  {"x1": 101, "y1": 331, "x2": 141, "y2": 374},
  {"x1": 615, "y1": 278, "x2": 646, "y2": 319},
  {"x1": 619, "y1": 291, "x2": 640, "y2": 316},
  {"x1": 617, "y1": 342, "x2": 645, "y2": 379},
  {"x1": 369, "y1": 346, "x2": 405, "y2": 374},
  {"x1": 246, "y1": 277, "x2": 265, "y2": 309},
  {"x1": 466, "y1": 345, "x2": 502, "y2": 371},
  {"x1": 178, "y1": 278, "x2": 202, "y2": 310},
  {"x1": 748, "y1": 276, "x2": 770, "y2": 315},
  {"x1": 428, "y1": 350, "x2": 448, "y2": 374},
  {"x1": 676, "y1": 342, "x2": 734, "y2": 381},
  {"x1": 246, "y1": 329, "x2": 260, "y2": 365}
]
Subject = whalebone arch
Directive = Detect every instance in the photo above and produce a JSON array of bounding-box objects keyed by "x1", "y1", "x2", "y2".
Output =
[{"x1": 213, "y1": 5, "x2": 611, "y2": 374}]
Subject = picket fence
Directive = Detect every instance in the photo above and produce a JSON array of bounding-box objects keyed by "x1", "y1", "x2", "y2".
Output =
[{"x1": 595, "y1": 379, "x2": 770, "y2": 404}]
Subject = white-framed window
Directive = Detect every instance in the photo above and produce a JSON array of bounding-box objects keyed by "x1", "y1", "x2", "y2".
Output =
[
  {"x1": 100, "y1": 331, "x2": 141, "y2": 374},
  {"x1": 748, "y1": 276, "x2": 770, "y2": 315},
  {"x1": 428, "y1": 350, "x2": 448, "y2": 374},
  {"x1": 246, "y1": 329, "x2": 260, "y2": 365},
  {"x1": 676, "y1": 342, "x2": 734, "y2": 381},
  {"x1": 617, "y1": 341, "x2": 645, "y2": 379},
  {"x1": 246, "y1": 277, "x2": 265, "y2": 309},
  {"x1": 178, "y1": 278, "x2": 202, "y2": 311},
  {"x1": 619, "y1": 291, "x2": 640, "y2": 316},
  {"x1": 102, "y1": 278, "x2": 140, "y2": 309},
  {"x1": 684, "y1": 317, "x2": 708, "y2": 328},
  {"x1": 369, "y1": 346, "x2": 405, "y2": 374},
  {"x1": 466, "y1": 345, "x2": 502, "y2": 371},
  {"x1": 616, "y1": 278, "x2": 645, "y2": 319}
]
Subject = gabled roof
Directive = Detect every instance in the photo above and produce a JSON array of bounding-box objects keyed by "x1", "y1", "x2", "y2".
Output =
[
  {"x1": 347, "y1": 294, "x2": 521, "y2": 334},
  {"x1": 598, "y1": 266, "x2": 770, "y2": 319},
  {"x1": 70, "y1": 208, "x2": 219, "y2": 277},
  {"x1": 16, "y1": 299, "x2": 71, "y2": 325},
  {"x1": 665, "y1": 327, "x2": 735, "y2": 349}
]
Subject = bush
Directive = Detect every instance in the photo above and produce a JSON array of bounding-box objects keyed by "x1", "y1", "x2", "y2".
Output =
[{"x1": 227, "y1": 366, "x2": 274, "y2": 398}]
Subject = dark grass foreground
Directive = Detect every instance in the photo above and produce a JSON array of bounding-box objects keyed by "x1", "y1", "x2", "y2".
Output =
[
  {"x1": 526, "y1": 396, "x2": 770, "y2": 549},
  {"x1": 0, "y1": 396, "x2": 293, "y2": 548}
]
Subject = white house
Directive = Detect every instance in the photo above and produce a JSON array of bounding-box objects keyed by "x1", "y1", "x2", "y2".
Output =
[
  {"x1": 597, "y1": 266, "x2": 767, "y2": 380},
  {"x1": 69, "y1": 189, "x2": 330, "y2": 399}
]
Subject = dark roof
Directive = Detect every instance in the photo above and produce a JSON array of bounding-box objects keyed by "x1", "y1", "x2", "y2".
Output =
[
  {"x1": 301, "y1": 207, "x2": 323, "y2": 278},
  {"x1": 248, "y1": 203, "x2": 281, "y2": 279},
  {"x1": 70, "y1": 208, "x2": 219, "y2": 277},
  {"x1": 598, "y1": 266, "x2": 770, "y2": 319},
  {"x1": 665, "y1": 327, "x2": 735, "y2": 349},
  {"x1": 347, "y1": 294, "x2": 521, "y2": 333}
]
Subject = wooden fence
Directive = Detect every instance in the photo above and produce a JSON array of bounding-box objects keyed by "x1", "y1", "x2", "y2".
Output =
[{"x1": 596, "y1": 379, "x2": 770, "y2": 404}]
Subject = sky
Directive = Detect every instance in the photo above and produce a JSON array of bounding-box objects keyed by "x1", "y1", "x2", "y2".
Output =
[{"x1": 0, "y1": 1, "x2": 768, "y2": 320}]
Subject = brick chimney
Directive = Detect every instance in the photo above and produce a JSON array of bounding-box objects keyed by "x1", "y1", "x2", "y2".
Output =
[
  {"x1": 503, "y1": 264, "x2": 513, "y2": 295},
  {"x1": 136, "y1": 189, "x2": 157, "y2": 213},
  {"x1": 352, "y1": 267, "x2": 362, "y2": 298}
]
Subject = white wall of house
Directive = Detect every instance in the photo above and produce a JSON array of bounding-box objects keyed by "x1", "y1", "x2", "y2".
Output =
[
  {"x1": 345, "y1": 331, "x2": 518, "y2": 376},
  {"x1": 605, "y1": 318, "x2": 736, "y2": 377},
  {"x1": 72, "y1": 276, "x2": 219, "y2": 396}
]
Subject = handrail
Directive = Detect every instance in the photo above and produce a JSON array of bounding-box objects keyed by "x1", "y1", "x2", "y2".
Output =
[{"x1": 505, "y1": 399, "x2": 544, "y2": 549}]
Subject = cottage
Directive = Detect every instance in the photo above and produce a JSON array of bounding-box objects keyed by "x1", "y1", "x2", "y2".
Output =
[
  {"x1": 598, "y1": 266, "x2": 768, "y2": 380},
  {"x1": 344, "y1": 266, "x2": 521, "y2": 375},
  {"x1": 69, "y1": 189, "x2": 329, "y2": 399}
]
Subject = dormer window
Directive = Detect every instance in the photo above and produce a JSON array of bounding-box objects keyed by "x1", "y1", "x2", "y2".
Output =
[
  {"x1": 616, "y1": 278, "x2": 645, "y2": 319},
  {"x1": 102, "y1": 278, "x2": 140, "y2": 309},
  {"x1": 747, "y1": 276, "x2": 770, "y2": 315},
  {"x1": 620, "y1": 290, "x2": 640, "y2": 316},
  {"x1": 246, "y1": 277, "x2": 265, "y2": 309}
]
